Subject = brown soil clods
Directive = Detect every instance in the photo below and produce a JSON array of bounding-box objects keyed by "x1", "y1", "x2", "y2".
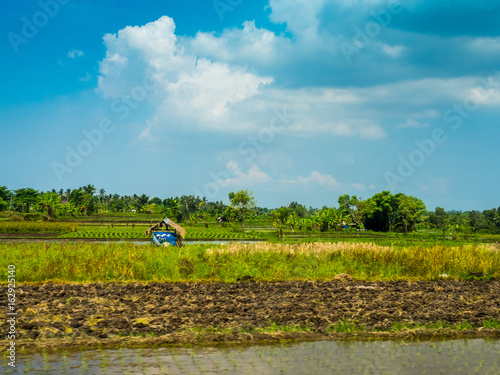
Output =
[{"x1": 4, "y1": 280, "x2": 500, "y2": 348}]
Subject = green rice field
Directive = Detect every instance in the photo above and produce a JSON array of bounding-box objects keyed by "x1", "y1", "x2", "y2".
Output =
[{"x1": 2, "y1": 241, "x2": 499, "y2": 283}]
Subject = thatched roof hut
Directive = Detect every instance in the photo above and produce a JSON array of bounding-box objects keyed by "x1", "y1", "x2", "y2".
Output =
[{"x1": 145, "y1": 218, "x2": 185, "y2": 239}]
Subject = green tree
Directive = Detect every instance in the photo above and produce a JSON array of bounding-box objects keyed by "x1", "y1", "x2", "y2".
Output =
[
  {"x1": 362, "y1": 191, "x2": 396, "y2": 232},
  {"x1": 65, "y1": 188, "x2": 72, "y2": 201},
  {"x1": 338, "y1": 194, "x2": 362, "y2": 226},
  {"x1": 394, "y1": 194, "x2": 426, "y2": 233},
  {"x1": 99, "y1": 188, "x2": 106, "y2": 202},
  {"x1": 64, "y1": 201, "x2": 80, "y2": 216},
  {"x1": 80, "y1": 185, "x2": 98, "y2": 215},
  {"x1": 163, "y1": 198, "x2": 183, "y2": 222},
  {"x1": 0, "y1": 197, "x2": 6, "y2": 211},
  {"x1": 0, "y1": 186, "x2": 11, "y2": 211},
  {"x1": 14, "y1": 188, "x2": 39, "y2": 213},
  {"x1": 137, "y1": 194, "x2": 150, "y2": 212},
  {"x1": 178, "y1": 195, "x2": 203, "y2": 221},
  {"x1": 286, "y1": 213, "x2": 299, "y2": 231},
  {"x1": 228, "y1": 190, "x2": 256, "y2": 229},
  {"x1": 482, "y1": 208, "x2": 500, "y2": 232},
  {"x1": 312, "y1": 207, "x2": 347, "y2": 232},
  {"x1": 429, "y1": 207, "x2": 448, "y2": 239},
  {"x1": 108, "y1": 199, "x2": 126, "y2": 212},
  {"x1": 288, "y1": 201, "x2": 308, "y2": 218},
  {"x1": 149, "y1": 197, "x2": 162, "y2": 206},
  {"x1": 271, "y1": 206, "x2": 294, "y2": 225},
  {"x1": 68, "y1": 186, "x2": 98, "y2": 215},
  {"x1": 0, "y1": 186, "x2": 10, "y2": 203},
  {"x1": 69, "y1": 189, "x2": 84, "y2": 207},
  {"x1": 37, "y1": 192, "x2": 63, "y2": 218},
  {"x1": 468, "y1": 210, "x2": 483, "y2": 232}
]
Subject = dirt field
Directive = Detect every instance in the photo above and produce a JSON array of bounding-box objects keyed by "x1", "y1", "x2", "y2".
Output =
[{"x1": 5, "y1": 280, "x2": 500, "y2": 349}]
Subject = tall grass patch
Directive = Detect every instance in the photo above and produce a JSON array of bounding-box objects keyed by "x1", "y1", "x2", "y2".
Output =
[
  {"x1": 0, "y1": 222, "x2": 78, "y2": 233},
  {"x1": 1, "y1": 241, "x2": 499, "y2": 283}
]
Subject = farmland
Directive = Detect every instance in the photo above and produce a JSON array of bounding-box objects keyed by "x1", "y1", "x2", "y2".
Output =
[
  {"x1": 3, "y1": 278, "x2": 500, "y2": 352},
  {"x1": 2, "y1": 241, "x2": 500, "y2": 283},
  {"x1": 1, "y1": 214, "x2": 500, "y2": 353}
]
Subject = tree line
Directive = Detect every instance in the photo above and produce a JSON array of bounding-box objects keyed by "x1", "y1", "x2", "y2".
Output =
[{"x1": 0, "y1": 185, "x2": 499, "y2": 234}]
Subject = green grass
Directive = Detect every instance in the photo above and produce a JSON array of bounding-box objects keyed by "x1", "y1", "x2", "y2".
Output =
[
  {"x1": 1, "y1": 241, "x2": 499, "y2": 283},
  {"x1": 57, "y1": 213, "x2": 165, "y2": 222},
  {"x1": 177, "y1": 319, "x2": 500, "y2": 335},
  {"x1": 56, "y1": 223, "x2": 264, "y2": 240},
  {"x1": 0, "y1": 221, "x2": 78, "y2": 233},
  {"x1": 324, "y1": 319, "x2": 500, "y2": 333},
  {"x1": 58, "y1": 225, "x2": 150, "y2": 239}
]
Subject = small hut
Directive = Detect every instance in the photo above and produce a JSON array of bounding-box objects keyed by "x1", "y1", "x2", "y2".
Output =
[{"x1": 145, "y1": 218, "x2": 185, "y2": 247}]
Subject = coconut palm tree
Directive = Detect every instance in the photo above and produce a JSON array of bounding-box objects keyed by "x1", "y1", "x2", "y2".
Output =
[{"x1": 99, "y1": 188, "x2": 105, "y2": 202}]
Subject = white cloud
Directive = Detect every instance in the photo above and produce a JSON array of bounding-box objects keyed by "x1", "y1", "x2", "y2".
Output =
[
  {"x1": 358, "y1": 124, "x2": 387, "y2": 139},
  {"x1": 268, "y1": 0, "x2": 324, "y2": 40},
  {"x1": 187, "y1": 21, "x2": 292, "y2": 66},
  {"x1": 165, "y1": 58, "x2": 273, "y2": 120},
  {"x1": 67, "y1": 50, "x2": 84, "y2": 59},
  {"x1": 217, "y1": 164, "x2": 373, "y2": 194},
  {"x1": 467, "y1": 37, "x2": 500, "y2": 56},
  {"x1": 294, "y1": 171, "x2": 341, "y2": 188},
  {"x1": 96, "y1": 13, "x2": 500, "y2": 141},
  {"x1": 212, "y1": 164, "x2": 370, "y2": 193},
  {"x1": 98, "y1": 16, "x2": 273, "y2": 126},
  {"x1": 382, "y1": 44, "x2": 405, "y2": 58},
  {"x1": 215, "y1": 163, "x2": 272, "y2": 187},
  {"x1": 137, "y1": 118, "x2": 155, "y2": 141}
]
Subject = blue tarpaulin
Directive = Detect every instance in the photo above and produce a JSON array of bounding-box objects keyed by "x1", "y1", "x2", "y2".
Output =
[{"x1": 152, "y1": 231, "x2": 177, "y2": 246}]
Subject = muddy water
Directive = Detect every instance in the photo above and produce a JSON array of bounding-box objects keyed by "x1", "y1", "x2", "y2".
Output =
[{"x1": 9, "y1": 339, "x2": 500, "y2": 375}]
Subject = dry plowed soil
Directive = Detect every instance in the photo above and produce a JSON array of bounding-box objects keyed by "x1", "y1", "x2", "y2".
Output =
[{"x1": 5, "y1": 280, "x2": 500, "y2": 349}]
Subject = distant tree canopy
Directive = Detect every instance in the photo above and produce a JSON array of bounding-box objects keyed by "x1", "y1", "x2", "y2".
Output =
[
  {"x1": 228, "y1": 190, "x2": 256, "y2": 229},
  {"x1": 362, "y1": 191, "x2": 426, "y2": 233},
  {"x1": 0, "y1": 186, "x2": 10, "y2": 203},
  {"x1": 0, "y1": 184, "x2": 499, "y2": 234}
]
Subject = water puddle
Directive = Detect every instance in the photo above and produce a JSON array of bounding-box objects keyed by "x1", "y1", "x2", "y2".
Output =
[{"x1": 8, "y1": 338, "x2": 500, "y2": 374}]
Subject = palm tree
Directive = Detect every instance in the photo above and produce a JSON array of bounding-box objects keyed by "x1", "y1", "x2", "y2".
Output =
[
  {"x1": 80, "y1": 185, "x2": 97, "y2": 215},
  {"x1": 65, "y1": 188, "x2": 72, "y2": 201},
  {"x1": 82, "y1": 184, "x2": 96, "y2": 195},
  {"x1": 137, "y1": 194, "x2": 150, "y2": 212}
]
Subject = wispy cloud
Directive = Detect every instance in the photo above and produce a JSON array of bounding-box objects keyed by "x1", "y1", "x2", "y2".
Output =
[
  {"x1": 67, "y1": 50, "x2": 84, "y2": 59},
  {"x1": 214, "y1": 163, "x2": 372, "y2": 193},
  {"x1": 398, "y1": 119, "x2": 430, "y2": 128}
]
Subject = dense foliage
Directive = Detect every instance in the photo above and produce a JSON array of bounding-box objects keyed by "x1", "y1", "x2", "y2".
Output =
[{"x1": 0, "y1": 184, "x2": 499, "y2": 234}]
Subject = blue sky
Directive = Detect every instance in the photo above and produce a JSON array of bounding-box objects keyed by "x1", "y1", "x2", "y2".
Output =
[{"x1": 1, "y1": 0, "x2": 499, "y2": 211}]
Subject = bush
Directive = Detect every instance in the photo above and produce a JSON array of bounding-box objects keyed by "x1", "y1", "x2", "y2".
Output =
[{"x1": 24, "y1": 213, "x2": 43, "y2": 221}]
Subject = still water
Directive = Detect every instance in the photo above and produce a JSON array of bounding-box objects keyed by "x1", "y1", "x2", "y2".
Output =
[{"x1": 8, "y1": 339, "x2": 500, "y2": 375}]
